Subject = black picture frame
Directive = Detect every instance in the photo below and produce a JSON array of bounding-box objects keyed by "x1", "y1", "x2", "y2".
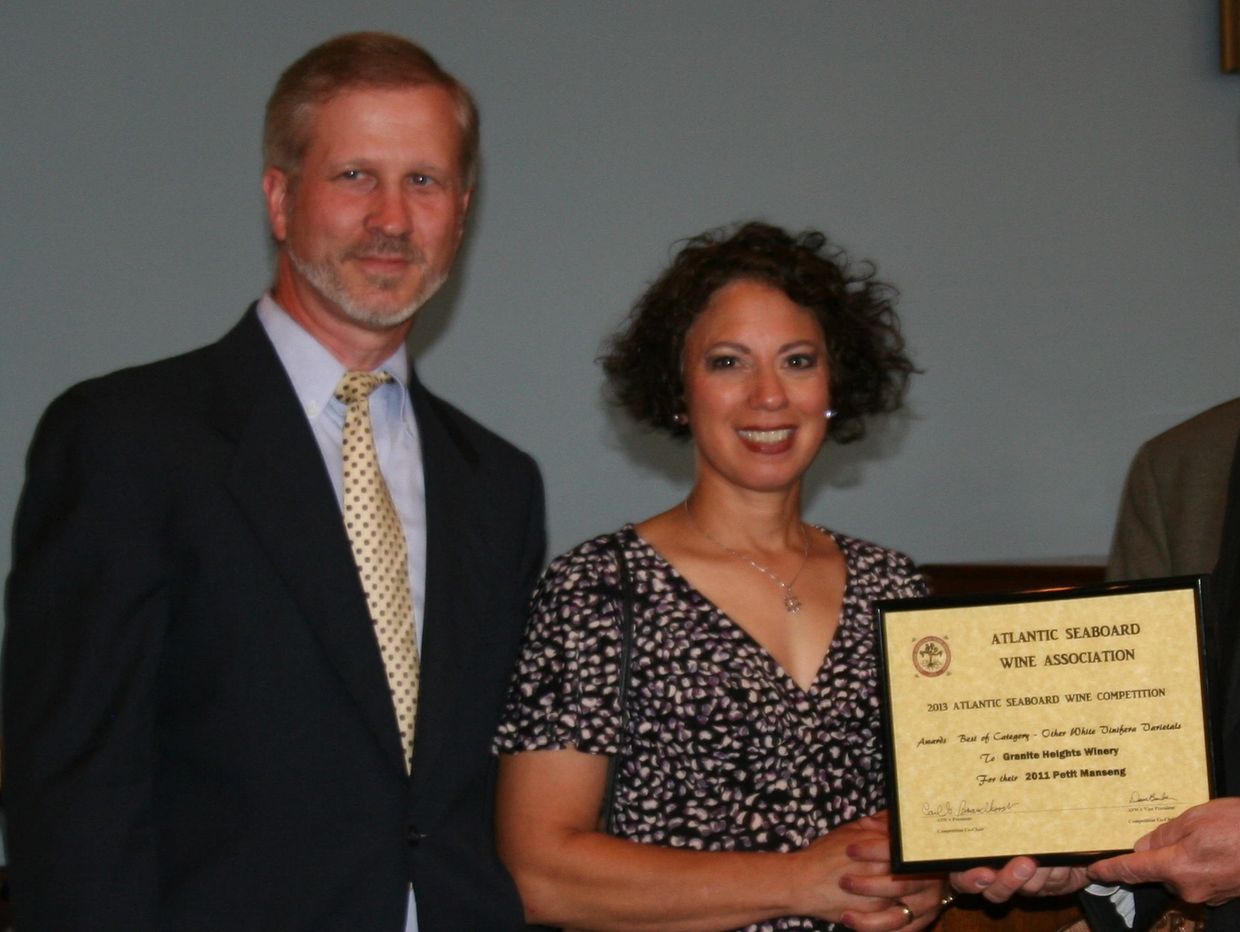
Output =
[{"x1": 875, "y1": 575, "x2": 1216, "y2": 873}]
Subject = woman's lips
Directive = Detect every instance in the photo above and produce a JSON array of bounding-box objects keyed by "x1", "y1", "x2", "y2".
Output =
[
  {"x1": 737, "y1": 427, "x2": 795, "y2": 451},
  {"x1": 738, "y1": 428, "x2": 793, "y2": 444}
]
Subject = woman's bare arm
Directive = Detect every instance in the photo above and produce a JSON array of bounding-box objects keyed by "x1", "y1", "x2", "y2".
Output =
[{"x1": 498, "y1": 748, "x2": 921, "y2": 931}]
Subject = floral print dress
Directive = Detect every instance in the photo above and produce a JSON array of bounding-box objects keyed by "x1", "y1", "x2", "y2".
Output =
[{"x1": 495, "y1": 524, "x2": 927, "y2": 931}]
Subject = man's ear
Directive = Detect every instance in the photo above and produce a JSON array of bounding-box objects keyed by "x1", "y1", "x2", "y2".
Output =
[
  {"x1": 262, "y1": 167, "x2": 291, "y2": 243},
  {"x1": 454, "y1": 187, "x2": 474, "y2": 247}
]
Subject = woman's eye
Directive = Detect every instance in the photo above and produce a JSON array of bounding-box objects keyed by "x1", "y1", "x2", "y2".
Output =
[
  {"x1": 786, "y1": 353, "x2": 818, "y2": 369},
  {"x1": 706, "y1": 355, "x2": 738, "y2": 370}
]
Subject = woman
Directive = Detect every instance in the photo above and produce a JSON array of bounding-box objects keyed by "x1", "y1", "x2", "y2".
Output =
[{"x1": 494, "y1": 222, "x2": 944, "y2": 931}]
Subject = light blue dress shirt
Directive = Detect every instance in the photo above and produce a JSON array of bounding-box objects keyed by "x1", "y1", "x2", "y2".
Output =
[{"x1": 257, "y1": 295, "x2": 425, "y2": 931}]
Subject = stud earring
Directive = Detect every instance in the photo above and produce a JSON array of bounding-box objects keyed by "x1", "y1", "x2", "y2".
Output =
[
  {"x1": 824, "y1": 408, "x2": 836, "y2": 420},
  {"x1": 672, "y1": 412, "x2": 688, "y2": 426}
]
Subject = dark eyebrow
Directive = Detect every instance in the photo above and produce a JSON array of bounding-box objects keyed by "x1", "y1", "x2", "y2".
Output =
[
  {"x1": 701, "y1": 338, "x2": 822, "y2": 354},
  {"x1": 779, "y1": 341, "x2": 820, "y2": 353},
  {"x1": 703, "y1": 341, "x2": 750, "y2": 354}
]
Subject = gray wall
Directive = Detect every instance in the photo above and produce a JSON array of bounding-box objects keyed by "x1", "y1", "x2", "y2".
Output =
[{"x1": 5, "y1": 1, "x2": 1240, "y2": 589}]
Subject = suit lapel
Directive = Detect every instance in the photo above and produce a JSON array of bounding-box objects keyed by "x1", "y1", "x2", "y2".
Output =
[
  {"x1": 209, "y1": 311, "x2": 408, "y2": 774},
  {"x1": 406, "y1": 374, "x2": 489, "y2": 796}
]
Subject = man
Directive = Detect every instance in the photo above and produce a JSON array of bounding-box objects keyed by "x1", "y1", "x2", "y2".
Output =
[
  {"x1": 1107, "y1": 398, "x2": 1240, "y2": 581},
  {"x1": 951, "y1": 428, "x2": 1240, "y2": 929},
  {"x1": 1082, "y1": 423, "x2": 1240, "y2": 928},
  {"x1": 4, "y1": 32, "x2": 545, "y2": 931}
]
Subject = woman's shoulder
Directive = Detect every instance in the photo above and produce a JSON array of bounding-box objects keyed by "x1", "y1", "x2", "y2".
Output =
[
  {"x1": 544, "y1": 525, "x2": 635, "y2": 570},
  {"x1": 820, "y1": 528, "x2": 923, "y2": 587},
  {"x1": 536, "y1": 525, "x2": 640, "y2": 596}
]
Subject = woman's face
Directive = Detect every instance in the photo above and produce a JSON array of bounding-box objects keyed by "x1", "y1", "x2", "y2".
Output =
[{"x1": 681, "y1": 278, "x2": 830, "y2": 496}]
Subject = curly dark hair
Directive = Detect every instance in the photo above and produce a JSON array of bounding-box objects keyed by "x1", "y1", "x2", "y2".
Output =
[{"x1": 600, "y1": 221, "x2": 916, "y2": 444}]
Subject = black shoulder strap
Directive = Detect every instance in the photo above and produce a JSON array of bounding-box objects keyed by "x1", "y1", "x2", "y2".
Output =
[{"x1": 600, "y1": 534, "x2": 636, "y2": 834}]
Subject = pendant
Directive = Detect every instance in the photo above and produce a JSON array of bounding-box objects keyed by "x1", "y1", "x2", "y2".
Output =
[{"x1": 784, "y1": 591, "x2": 802, "y2": 614}]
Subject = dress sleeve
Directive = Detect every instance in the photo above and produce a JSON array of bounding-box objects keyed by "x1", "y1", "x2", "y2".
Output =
[
  {"x1": 494, "y1": 535, "x2": 628, "y2": 757},
  {"x1": 894, "y1": 549, "x2": 930, "y2": 599},
  {"x1": 856, "y1": 537, "x2": 928, "y2": 601}
]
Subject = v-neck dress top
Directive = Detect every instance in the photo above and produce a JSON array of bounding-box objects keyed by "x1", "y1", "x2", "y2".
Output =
[{"x1": 494, "y1": 525, "x2": 927, "y2": 931}]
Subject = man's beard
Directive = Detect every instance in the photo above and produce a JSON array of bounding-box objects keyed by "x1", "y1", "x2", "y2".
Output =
[{"x1": 289, "y1": 236, "x2": 446, "y2": 330}]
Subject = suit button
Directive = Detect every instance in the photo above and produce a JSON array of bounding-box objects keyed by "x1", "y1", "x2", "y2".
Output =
[{"x1": 407, "y1": 825, "x2": 427, "y2": 846}]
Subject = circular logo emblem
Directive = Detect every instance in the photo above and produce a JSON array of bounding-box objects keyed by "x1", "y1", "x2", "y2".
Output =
[{"x1": 912, "y1": 635, "x2": 951, "y2": 676}]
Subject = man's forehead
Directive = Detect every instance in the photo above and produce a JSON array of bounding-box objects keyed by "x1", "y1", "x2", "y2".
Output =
[
  {"x1": 287, "y1": 91, "x2": 461, "y2": 183},
  {"x1": 305, "y1": 86, "x2": 462, "y2": 149},
  {"x1": 313, "y1": 84, "x2": 457, "y2": 122}
]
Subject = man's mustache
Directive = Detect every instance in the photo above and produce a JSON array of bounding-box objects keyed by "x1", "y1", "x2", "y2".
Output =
[{"x1": 347, "y1": 236, "x2": 426, "y2": 264}]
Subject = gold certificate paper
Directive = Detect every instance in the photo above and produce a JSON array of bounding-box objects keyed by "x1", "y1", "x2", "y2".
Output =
[{"x1": 876, "y1": 578, "x2": 1214, "y2": 871}]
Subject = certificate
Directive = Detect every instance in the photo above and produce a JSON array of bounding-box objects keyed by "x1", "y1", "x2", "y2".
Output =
[{"x1": 875, "y1": 577, "x2": 1215, "y2": 871}]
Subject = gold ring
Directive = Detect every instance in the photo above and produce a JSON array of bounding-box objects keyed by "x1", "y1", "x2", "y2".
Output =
[{"x1": 895, "y1": 900, "x2": 915, "y2": 924}]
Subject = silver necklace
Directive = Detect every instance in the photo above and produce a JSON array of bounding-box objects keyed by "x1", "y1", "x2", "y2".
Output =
[{"x1": 682, "y1": 500, "x2": 811, "y2": 614}]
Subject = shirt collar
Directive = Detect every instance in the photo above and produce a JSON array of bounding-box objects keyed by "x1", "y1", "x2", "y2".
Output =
[{"x1": 256, "y1": 293, "x2": 411, "y2": 420}]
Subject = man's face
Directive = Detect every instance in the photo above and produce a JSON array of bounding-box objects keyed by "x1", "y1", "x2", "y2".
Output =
[{"x1": 263, "y1": 85, "x2": 472, "y2": 334}]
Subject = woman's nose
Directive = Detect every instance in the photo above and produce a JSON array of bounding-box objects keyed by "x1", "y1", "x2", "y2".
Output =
[{"x1": 749, "y1": 367, "x2": 788, "y2": 409}]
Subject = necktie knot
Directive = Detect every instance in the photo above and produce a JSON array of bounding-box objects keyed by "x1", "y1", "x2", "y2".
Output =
[{"x1": 334, "y1": 370, "x2": 393, "y2": 407}]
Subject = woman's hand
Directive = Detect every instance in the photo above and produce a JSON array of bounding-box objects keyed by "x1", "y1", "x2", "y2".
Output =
[
  {"x1": 785, "y1": 819, "x2": 894, "y2": 924},
  {"x1": 838, "y1": 811, "x2": 949, "y2": 931}
]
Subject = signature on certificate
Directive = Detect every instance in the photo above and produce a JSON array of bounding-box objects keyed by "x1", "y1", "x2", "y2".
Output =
[
  {"x1": 1128, "y1": 790, "x2": 1175, "y2": 804},
  {"x1": 921, "y1": 799, "x2": 1020, "y2": 818}
]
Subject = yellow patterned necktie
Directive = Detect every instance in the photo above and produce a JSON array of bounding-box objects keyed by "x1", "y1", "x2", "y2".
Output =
[{"x1": 335, "y1": 371, "x2": 419, "y2": 774}]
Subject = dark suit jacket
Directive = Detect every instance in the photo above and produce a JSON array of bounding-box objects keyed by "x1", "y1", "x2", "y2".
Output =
[
  {"x1": 1202, "y1": 430, "x2": 1240, "y2": 929},
  {"x1": 1085, "y1": 429, "x2": 1240, "y2": 931},
  {"x1": 3, "y1": 309, "x2": 546, "y2": 931},
  {"x1": 1107, "y1": 399, "x2": 1240, "y2": 582}
]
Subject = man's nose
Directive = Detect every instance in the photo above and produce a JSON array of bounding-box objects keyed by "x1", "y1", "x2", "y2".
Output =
[{"x1": 367, "y1": 185, "x2": 412, "y2": 237}]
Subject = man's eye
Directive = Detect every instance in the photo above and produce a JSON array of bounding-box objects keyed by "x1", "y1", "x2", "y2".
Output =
[
  {"x1": 410, "y1": 174, "x2": 433, "y2": 187},
  {"x1": 338, "y1": 170, "x2": 365, "y2": 182}
]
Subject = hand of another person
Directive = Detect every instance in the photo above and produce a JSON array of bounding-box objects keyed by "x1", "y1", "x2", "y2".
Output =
[
  {"x1": 950, "y1": 856, "x2": 1089, "y2": 903},
  {"x1": 1088, "y1": 797, "x2": 1240, "y2": 906},
  {"x1": 835, "y1": 810, "x2": 949, "y2": 931}
]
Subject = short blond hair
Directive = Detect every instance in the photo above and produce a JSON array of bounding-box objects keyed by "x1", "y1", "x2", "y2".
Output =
[{"x1": 263, "y1": 31, "x2": 479, "y2": 188}]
